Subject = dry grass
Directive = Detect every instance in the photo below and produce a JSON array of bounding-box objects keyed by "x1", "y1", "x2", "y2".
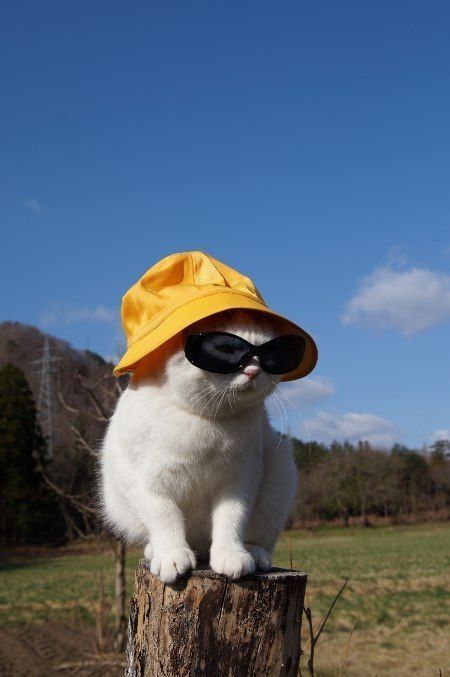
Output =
[
  {"x1": 276, "y1": 522, "x2": 450, "y2": 676},
  {"x1": 1, "y1": 522, "x2": 449, "y2": 675}
]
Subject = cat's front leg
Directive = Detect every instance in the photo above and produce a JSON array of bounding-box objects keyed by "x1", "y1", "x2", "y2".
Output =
[
  {"x1": 244, "y1": 543, "x2": 272, "y2": 571},
  {"x1": 135, "y1": 488, "x2": 196, "y2": 583},
  {"x1": 209, "y1": 484, "x2": 256, "y2": 579},
  {"x1": 245, "y1": 433, "x2": 297, "y2": 571}
]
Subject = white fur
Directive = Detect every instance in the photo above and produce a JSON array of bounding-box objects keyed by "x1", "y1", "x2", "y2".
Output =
[{"x1": 100, "y1": 311, "x2": 297, "y2": 583}]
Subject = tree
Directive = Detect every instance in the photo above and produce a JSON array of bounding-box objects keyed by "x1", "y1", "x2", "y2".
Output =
[
  {"x1": 391, "y1": 446, "x2": 430, "y2": 516},
  {"x1": 429, "y1": 439, "x2": 450, "y2": 461},
  {"x1": 40, "y1": 369, "x2": 128, "y2": 651},
  {"x1": 0, "y1": 363, "x2": 63, "y2": 544},
  {"x1": 292, "y1": 438, "x2": 328, "y2": 472}
]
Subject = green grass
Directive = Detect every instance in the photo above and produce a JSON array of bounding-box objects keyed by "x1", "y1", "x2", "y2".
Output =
[
  {"x1": 1, "y1": 522, "x2": 449, "y2": 675},
  {"x1": 278, "y1": 522, "x2": 450, "y2": 631},
  {"x1": 277, "y1": 523, "x2": 450, "y2": 675},
  {"x1": 0, "y1": 548, "x2": 142, "y2": 626}
]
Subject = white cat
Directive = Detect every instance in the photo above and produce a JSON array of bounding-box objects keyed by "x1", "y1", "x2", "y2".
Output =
[{"x1": 100, "y1": 310, "x2": 297, "y2": 583}]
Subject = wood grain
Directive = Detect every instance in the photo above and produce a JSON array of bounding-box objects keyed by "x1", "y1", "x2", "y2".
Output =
[{"x1": 125, "y1": 561, "x2": 307, "y2": 677}]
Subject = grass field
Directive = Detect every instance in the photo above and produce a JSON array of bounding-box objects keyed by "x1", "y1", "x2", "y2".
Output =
[{"x1": 1, "y1": 522, "x2": 449, "y2": 676}]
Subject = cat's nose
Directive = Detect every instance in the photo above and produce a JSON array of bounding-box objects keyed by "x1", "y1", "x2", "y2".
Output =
[{"x1": 243, "y1": 364, "x2": 261, "y2": 380}]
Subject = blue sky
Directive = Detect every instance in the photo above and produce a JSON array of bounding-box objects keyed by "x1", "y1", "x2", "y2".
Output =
[{"x1": 1, "y1": 1, "x2": 450, "y2": 448}]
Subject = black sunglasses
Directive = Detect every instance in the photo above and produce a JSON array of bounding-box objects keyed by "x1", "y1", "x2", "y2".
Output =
[{"x1": 184, "y1": 331, "x2": 306, "y2": 375}]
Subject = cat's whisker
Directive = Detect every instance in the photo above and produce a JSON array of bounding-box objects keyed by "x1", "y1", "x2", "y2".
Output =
[
  {"x1": 197, "y1": 386, "x2": 224, "y2": 419},
  {"x1": 226, "y1": 390, "x2": 233, "y2": 414},
  {"x1": 262, "y1": 382, "x2": 275, "y2": 401},
  {"x1": 226, "y1": 386, "x2": 237, "y2": 416},
  {"x1": 225, "y1": 388, "x2": 234, "y2": 415},
  {"x1": 232, "y1": 386, "x2": 239, "y2": 413},
  {"x1": 209, "y1": 386, "x2": 223, "y2": 422},
  {"x1": 189, "y1": 386, "x2": 214, "y2": 409},
  {"x1": 272, "y1": 389, "x2": 289, "y2": 436},
  {"x1": 185, "y1": 388, "x2": 222, "y2": 430},
  {"x1": 269, "y1": 391, "x2": 285, "y2": 438},
  {"x1": 189, "y1": 384, "x2": 208, "y2": 401},
  {"x1": 272, "y1": 384, "x2": 312, "y2": 454},
  {"x1": 198, "y1": 392, "x2": 217, "y2": 417},
  {"x1": 215, "y1": 385, "x2": 227, "y2": 413},
  {"x1": 268, "y1": 391, "x2": 287, "y2": 454},
  {"x1": 267, "y1": 394, "x2": 283, "y2": 451},
  {"x1": 213, "y1": 386, "x2": 229, "y2": 422},
  {"x1": 233, "y1": 387, "x2": 239, "y2": 413}
]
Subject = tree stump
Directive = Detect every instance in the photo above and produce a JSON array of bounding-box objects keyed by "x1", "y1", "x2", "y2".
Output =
[{"x1": 125, "y1": 560, "x2": 307, "y2": 677}]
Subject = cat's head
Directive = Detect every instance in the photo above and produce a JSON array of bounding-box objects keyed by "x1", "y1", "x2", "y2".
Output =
[{"x1": 140, "y1": 310, "x2": 284, "y2": 417}]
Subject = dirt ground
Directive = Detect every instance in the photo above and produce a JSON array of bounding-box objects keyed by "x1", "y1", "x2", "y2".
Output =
[
  {"x1": 2, "y1": 524, "x2": 448, "y2": 675},
  {"x1": 0, "y1": 623, "x2": 124, "y2": 677}
]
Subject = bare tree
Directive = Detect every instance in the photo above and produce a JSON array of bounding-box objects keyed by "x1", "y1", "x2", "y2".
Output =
[{"x1": 38, "y1": 369, "x2": 128, "y2": 651}]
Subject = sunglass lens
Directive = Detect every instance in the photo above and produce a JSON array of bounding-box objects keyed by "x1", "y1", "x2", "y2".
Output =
[
  {"x1": 185, "y1": 333, "x2": 249, "y2": 373},
  {"x1": 259, "y1": 335, "x2": 306, "y2": 374}
]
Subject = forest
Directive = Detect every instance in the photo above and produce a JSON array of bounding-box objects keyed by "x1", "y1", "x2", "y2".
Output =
[
  {"x1": 291, "y1": 436, "x2": 450, "y2": 526},
  {"x1": 1, "y1": 352, "x2": 449, "y2": 546}
]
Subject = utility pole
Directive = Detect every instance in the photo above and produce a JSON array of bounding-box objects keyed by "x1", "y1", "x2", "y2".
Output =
[{"x1": 31, "y1": 335, "x2": 60, "y2": 459}]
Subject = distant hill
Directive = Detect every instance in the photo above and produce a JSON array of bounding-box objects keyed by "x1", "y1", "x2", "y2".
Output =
[{"x1": 0, "y1": 321, "x2": 120, "y2": 484}]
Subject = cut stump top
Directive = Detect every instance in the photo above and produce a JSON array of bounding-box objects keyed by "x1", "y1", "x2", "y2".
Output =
[{"x1": 138, "y1": 559, "x2": 307, "y2": 584}]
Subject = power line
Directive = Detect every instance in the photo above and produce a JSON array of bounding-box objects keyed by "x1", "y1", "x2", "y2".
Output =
[{"x1": 31, "y1": 336, "x2": 60, "y2": 459}]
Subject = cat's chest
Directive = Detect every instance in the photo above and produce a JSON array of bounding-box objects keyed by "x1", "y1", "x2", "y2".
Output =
[
  {"x1": 118, "y1": 391, "x2": 264, "y2": 507},
  {"x1": 153, "y1": 406, "x2": 260, "y2": 462},
  {"x1": 120, "y1": 387, "x2": 263, "y2": 472},
  {"x1": 152, "y1": 413, "x2": 262, "y2": 507}
]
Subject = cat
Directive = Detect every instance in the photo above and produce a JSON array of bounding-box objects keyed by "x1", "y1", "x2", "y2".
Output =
[{"x1": 100, "y1": 309, "x2": 297, "y2": 583}]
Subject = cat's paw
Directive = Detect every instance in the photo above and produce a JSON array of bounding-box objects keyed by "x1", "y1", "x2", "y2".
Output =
[
  {"x1": 245, "y1": 544, "x2": 272, "y2": 571},
  {"x1": 150, "y1": 546, "x2": 196, "y2": 584},
  {"x1": 210, "y1": 545, "x2": 256, "y2": 579}
]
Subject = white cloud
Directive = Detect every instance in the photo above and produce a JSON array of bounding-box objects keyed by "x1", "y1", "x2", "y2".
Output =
[
  {"x1": 41, "y1": 304, "x2": 118, "y2": 327},
  {"x1": 278, "y1": 376, "x2": 335, "y2": 408},
  {"x1": 304, "y1": 411, "x2": 399, "y2": 447},
  {"x1": 342, "y1": 264, "x2": 450, "y2": 335},
  {"x1": 266, "y1": 376, "x2": 335, "y2": 439},
  {"x1": 25, "y1": 198, "x2": 42, "y2": 211},
  {"x1": 430, "y1": 429, "x2": 450, "y2": 443}
]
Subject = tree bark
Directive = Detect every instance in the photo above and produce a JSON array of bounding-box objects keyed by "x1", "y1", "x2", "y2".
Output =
[
  {"x1": 113, "y1": 539, "x2": 127, "y2": 652},
  {"x1": 125, "y1": 561, "x2": 307, "y2": 677}
]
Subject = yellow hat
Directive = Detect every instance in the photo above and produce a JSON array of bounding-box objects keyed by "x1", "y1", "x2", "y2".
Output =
[{"x1": 114, "y1": 251, "x2": 318, "y2": 381}]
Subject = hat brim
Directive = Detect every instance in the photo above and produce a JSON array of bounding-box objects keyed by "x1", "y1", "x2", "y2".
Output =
[{"x1": 114, "y1": 292, "x2": 318, "y2": 382}]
